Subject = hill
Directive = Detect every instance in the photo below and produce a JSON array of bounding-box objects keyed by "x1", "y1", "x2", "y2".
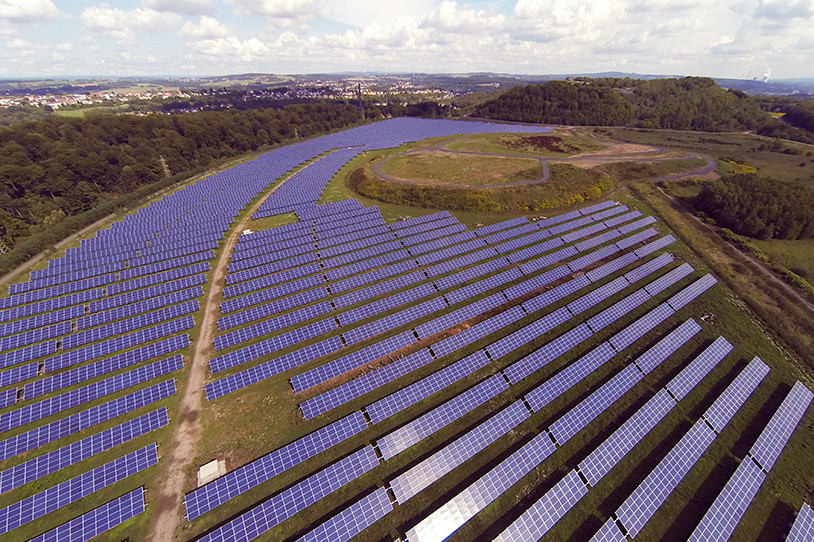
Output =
[{"x1": 472, "y1": 77, "x2": 786, "y2": 132}]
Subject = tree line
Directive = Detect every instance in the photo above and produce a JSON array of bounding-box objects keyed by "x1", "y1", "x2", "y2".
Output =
[
  {"x1": 473, "y1": 77, "x2": 814, "y2": 142},
  {"x1": 695, "y1": 173, "x2": 814, "y2": 240},
  {"x1": 0, "y1": 102, "x2": 363, "y2": 249}
]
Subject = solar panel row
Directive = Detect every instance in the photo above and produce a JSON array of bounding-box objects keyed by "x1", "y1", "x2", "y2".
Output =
[
  {"x1": 0, "y1": 407, "x2": 167, "y2": 494},
  {"x1": 77, "y1": 286, "x2": 202, "y2": 330},
  {"x1": 377, "y1": 374, "x2": 508, "y2": 460},
  {"x1": 185, "y1": 412, "x2": 367, "y2": 520},
  {"x1": 299, "y1": 349, "x2": 434, "y2": 420},
  {"x1": 1, "y1": 356, "x2": 182, "y2": 432},
  {"x1": 29, "y1": 487, "x2": 146, "y2": 542},
  {"x1": 205, "y1": 337, "x2": 344, "y2": 401},
  {"x1": 0, "y1": 379, "x2": 175, "y2": 461},
  {"x1": 0, "y1": 444, "x2": 157, "y2": 535},
  {"x1": 367, "y1": 350, "x2": 490, "y2": 425},
  {"x1": 25, "y1": 334, "x2": 189, "y2": 399}
]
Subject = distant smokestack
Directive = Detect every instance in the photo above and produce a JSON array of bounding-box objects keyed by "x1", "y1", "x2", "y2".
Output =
[{"x1": 762, "y1": 68, "x2": 772, "y2": 83}]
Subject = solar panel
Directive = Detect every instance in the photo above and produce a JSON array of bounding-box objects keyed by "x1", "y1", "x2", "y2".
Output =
[
  {"x1": 290, "y1": 331, "x2": 414, "y2": 392},
  {"x1": 504, "y1": 264, "x2": 572, "y2": 300},
  {"x1": 0, "y1": 379, "x2": 175, "y2": 461},
  {"x1": 1, "y1": 356, "x2": 182, "y2": 432},
  {"x1": 548, "y1": 364, "x2": 644, "y2": 445},
  {"x1": 431, "y1": 306, "x2": 524, "y2": 359},
  {"x1": 688, "y1": 459, "x2": 766, "y2": 542},
  {"x1": 474, "y1": 217, "x2": 528, "y2": 236},
  {"x1": 28, "y1": 487, "x2": 145, "y2": 542},
  {"x1": 0, "y1": 409, "x2": 167, "y2": 494},
  {"x1": 0, "y1": 322, "x2": 71, "y2": 354},
  {"x1": 615, "y1": 420, "x2": 717, "y2": 537},
  {"x1": 614, "y1": 227, "x2": 658, "y2": 250},
  {"x1": 525, "y1": 342, "x2": 617, "y2": 412},
  {"x1": 787, "y1": 503, "x2": 814, "y2": 542},
  {"x1": 505, "y1": 324, "x2": 594, "y2": 385},
  {"x1": 205, "y1": 336, "x2": 344, "y2": 401},
  {"x1": 492, "y1": 470, "x2": 587, "y2": 542},
  {"x1": 0, "y1": 341, "x2": 56, "y2": 371},
  {"x1": 589, "y1": 519, "x2": 628, "y2": 542},
  {"x1": 522, "y1": 275, "x2": 592, "y2": 314},
  {"x1": 25, "y1": 334, "x2": 188, "y2": 399},
  {"x1": 635, "y1": 234, "x2": 676, "y2": 257},
  {"x1": 748, "y1": 381, "x2": 813, "y2": 471},
  {"x1": 392, "y1": 401, "x2": 529, "y2": 503},
  {"x1": 634, "y1": 318, "x2": 702, "y2": 374},
  {"x1": 586, "y1": 289, "x2": 650, "y2": 333},
  {"x1": 197, "y1": 447, "x2": 379, "y2": 541},
  {"x1": 416, "y1": 293, "x2": 505, "y2": 339},
  {"x1": 377, "y1": 374, "x2": 508, "y2": 460},
  {"x1": 666, "y1": 273, "x2": 718, "y2": 311},
  {"x1": 217, "y1": 287, "x2": 329, "y2": 330},
  {"x1": 0, "y1": 444, "x2": 157, "y2": 535},
  {"x1": 567, "y1": 276, "x2": 630, "y2": 315},
  {"x1": 333, "y1": 270, "x2": 426, "y2": 309},
  {"x1": 185, "y1": 412, "x2": 368, "y2": 520},
  {"x1": 644, "y1": 263, "x2": 694, "y2": 296},
  {"x1": 220, "y1": 274, "x2": 324, "y2": 314},
  {"x1": 519, "y1": 245, "x2": 579, "y2": 274},
  {"x1": 299, "y1": 349, "x2": 434, "y2": 419},
  {"x1": 297, "y1": 488, "x2": 392, "y2": 542},
  {"x1": 406, "y1": 430, "x2": 556, "y2": 542},
  {"x1": 45, "y1": 316, "x2": 194, "y2": 372},
  {"x1": 486, "y1": 306, "x2": 572, "y2": 361},
  {"x1": 666, "y1": 336, "x2": 732, "y2": 401},
  {"x1": 0, "y1": 389, "x2": 16, "y2": 409},
  {"x1": 703, "y1": 357, "x2": 770, "y2": 432},
  {"x1": 624, "y1": 253, "x2": 673, "y2": 284},
  {"x1": 337, "y1": 283, "x2": 436, "y2": 327},
  {"x1": 579, "y1": 389, "x2": 677, "y2": 485},
  {"x1": 367, "y1": 350, "x2": 490, "y2": 424},
  {"x1": 212, "y1": 314, "x2": 334, "y2": 356},
  {"x1": 609, "y1": 302, "x2": 675, "y2": 352},
  {"x1": 503, "y1": 236, "x2": 563, "y2": 263},
  {"x1": 442, "y1": 268, "x2": 521, "y2": 306}
]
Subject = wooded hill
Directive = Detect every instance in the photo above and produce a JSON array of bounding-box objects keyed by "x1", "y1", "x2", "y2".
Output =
[
  {"x1": 0, "y1": 103, "x2": 362, "y2": 249},
  {"x1": 473, "y1": 77, "x2": 812, "y2": 138},
  {"x1": 695, "y1": 173, "x2": 814, "y2": 240}
]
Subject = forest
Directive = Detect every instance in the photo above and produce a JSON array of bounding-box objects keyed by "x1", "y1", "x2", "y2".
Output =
[
  {"x1": 473, "y1": 77, "x2": 814, "y2": 142},
  {"x1": 0, "y1": 103, "x2": 363, "y2": 249},
  {"x1": 694, "y1": 173, "x2": 814, "y2": 240}
]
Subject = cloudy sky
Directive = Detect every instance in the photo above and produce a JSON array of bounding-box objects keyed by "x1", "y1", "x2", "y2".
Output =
[{"x1": 1, "y1": 0, "x2": 812, "y2": 79}]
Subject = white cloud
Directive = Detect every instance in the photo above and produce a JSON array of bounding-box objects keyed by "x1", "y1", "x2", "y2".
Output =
[
  {"x1": 56, "y1": 42, "x2": 73, "y2": 51},
  {"x1": 81, "y1": 6, "x2": 181, "y2": 41},
  {"x1": 143, "y1": 0, "x2": 215, "y2": 15},
  {"x1": 179, "y1": 16, "x2": 231, "y2": 38},
  {"x1": 6, "y1": 37, "x2": 47, "y2": 50},
  {"x1": 191, "y1": 36, "x2": 272, "y2": 61},
  {"x1": 230, "y1": 0, "x2": 330, "y2": 19},
  {"x1": 423, "y1": 1, "x2": 505, "y2": 33},
  {"x1": 0, "y1": 0, "x2": 59, "y2": 22}
]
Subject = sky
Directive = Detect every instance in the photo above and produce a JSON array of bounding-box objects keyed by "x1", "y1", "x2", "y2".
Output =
[{"x1": 0, "y1": 0, "x2": 812, "y2": 79}]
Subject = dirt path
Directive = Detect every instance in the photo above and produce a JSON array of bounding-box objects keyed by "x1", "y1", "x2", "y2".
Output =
[
  {"x1": 371, "y1": 134, "x2": 716, "y2": 189},
  {"x1": 147, "y1": 173, "x2": 296, "y2": 542}
]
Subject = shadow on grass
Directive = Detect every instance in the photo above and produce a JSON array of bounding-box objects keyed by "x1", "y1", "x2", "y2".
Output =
[
  {"x1": 566, "y1": 514, "x2": 607, "y2": 542},
  {"x1": 755, "y1": 499, "x2": 797, "y2": 542},
  {"x1": 664, "y1": 454, "x2": 739, "y2": 540},
  {"x1": 731, "y1": 381, "x2": 791, "y2": 460},
  {"x1": 687, "y1": 358, "x2": 747, "y2": 421},
  {"x1": 598, "y1": 419, "x2": 692, "y2": 517}
]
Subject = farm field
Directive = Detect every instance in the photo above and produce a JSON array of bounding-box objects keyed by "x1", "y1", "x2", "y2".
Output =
[{"x1": 0, "y1": 118, "x2": 811, "y2": 542}]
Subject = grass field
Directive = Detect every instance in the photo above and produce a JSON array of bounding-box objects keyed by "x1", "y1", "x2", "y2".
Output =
[
  {"x1": 609, "y1": 127, "x2": 814, "y2": 185},
  {"x1": 752, "y1": 238, "x2": 814, "y2": 279},
  {"x1": 443, "y1": 131, "x2": 605, "y2": 157},
  {"x1": 378, "y1": 150, "x2": 547, "y2": 186}
]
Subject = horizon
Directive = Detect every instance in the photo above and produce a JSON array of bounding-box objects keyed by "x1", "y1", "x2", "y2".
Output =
[{"x1": 1, "y1": 1, "x2": 813, "y2": 79}]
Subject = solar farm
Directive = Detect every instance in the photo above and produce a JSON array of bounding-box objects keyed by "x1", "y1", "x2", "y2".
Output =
[{"x1": 0, "y1": 117, "x2": 811, "y2": 542}]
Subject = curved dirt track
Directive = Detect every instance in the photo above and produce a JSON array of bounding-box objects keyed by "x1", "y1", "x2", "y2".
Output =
[{"x1": 371, "y1": 134, "x2": 716, "y2": 189}]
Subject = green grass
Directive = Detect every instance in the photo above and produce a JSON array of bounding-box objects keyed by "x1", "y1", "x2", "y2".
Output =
[
  {"x1": 752, "y1": 238, "x2": 814, "y2": 280},
  {"x1": 443, "y1": 131, "x2": 605, "y2": 157},
  {"x1": 378, "y1": 150, "x2": 547, "y2": 186},
  {"x1": 610, "y1": 127, "x2": 814, "y2": 185}
]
